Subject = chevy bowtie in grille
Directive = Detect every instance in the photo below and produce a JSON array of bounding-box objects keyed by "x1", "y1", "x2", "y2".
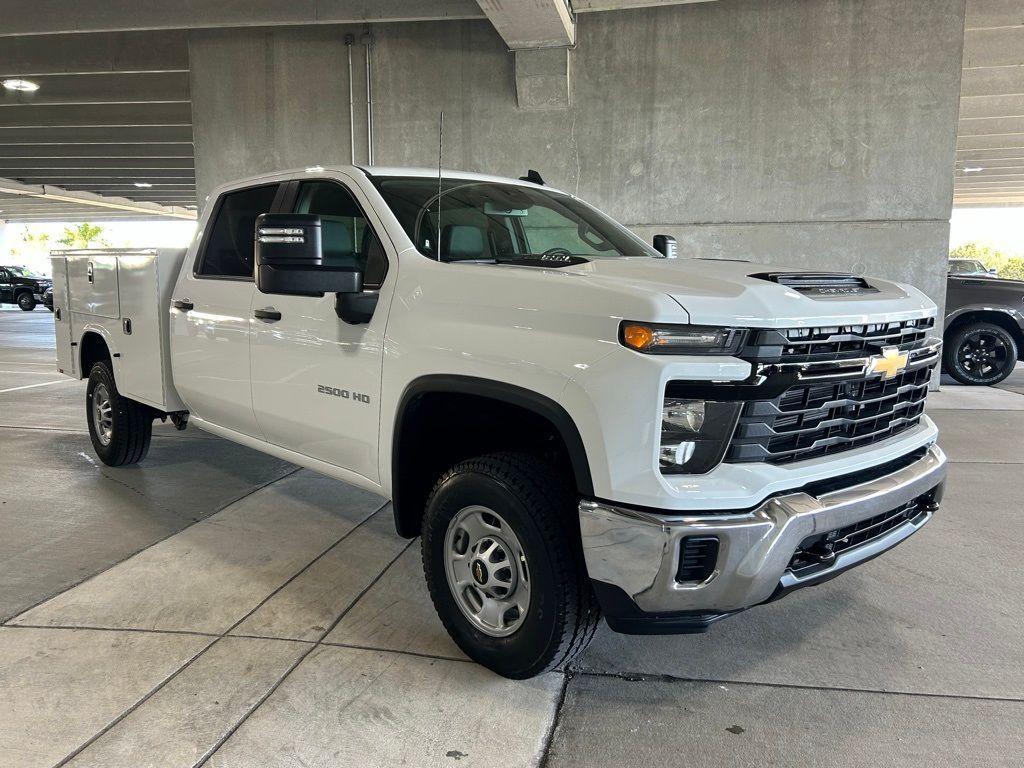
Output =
[{"x1": 726, "y1": 319, "x2": 938, "y2": 465}]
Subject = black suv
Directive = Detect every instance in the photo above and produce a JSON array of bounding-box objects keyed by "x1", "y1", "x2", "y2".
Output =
[
  {"x1": 0, "y1": 265, "x2": 53, "y2": 311},
  {"x1": 944, "y1": 273, "x2": 1024, "y2": 385}
]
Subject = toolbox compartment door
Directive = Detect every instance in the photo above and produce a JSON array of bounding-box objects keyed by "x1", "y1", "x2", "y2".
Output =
[
  {"x1": 50, "y1": 256, "x2": 76, "y2": 376},
  {"x1": 68, "y1": 254, "x2": 120, "y2": 319}
]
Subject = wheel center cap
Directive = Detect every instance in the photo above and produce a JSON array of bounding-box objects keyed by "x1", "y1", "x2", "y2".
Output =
[{"x1": 471, "y1": 559, "x2": 488, "y2": 585}]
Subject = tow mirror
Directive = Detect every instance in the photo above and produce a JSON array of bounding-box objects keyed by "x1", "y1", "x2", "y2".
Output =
[
  {"x1": 254, "y1": 213, "x2": 362, "y2": 296},
  {"x1": 653, "y1": 234, "x2": 677, "y2": 259}
]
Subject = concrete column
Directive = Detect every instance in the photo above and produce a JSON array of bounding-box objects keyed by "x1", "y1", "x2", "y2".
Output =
[
  {"x1": 515, "y1": 48, "x2": 571, "y2": 110},
  {"x1": 189, "y1": 25, "x2": 369, "y2": 203},
  {"x1": 189, "y1": 0, "x2": 966, "y2": 324}
]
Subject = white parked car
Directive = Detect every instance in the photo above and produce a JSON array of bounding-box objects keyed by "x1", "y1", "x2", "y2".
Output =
[{"x1": 51, "y1": 166, "x2": 947, "y2": 678}]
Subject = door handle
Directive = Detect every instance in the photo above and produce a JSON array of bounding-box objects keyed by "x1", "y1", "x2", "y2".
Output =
[
  {"x1": 173, "y1": 298, "x2": 194, "y2": 311},
  {"x1": 254, "y1": 308, "x2": 282, "y2": 322}
]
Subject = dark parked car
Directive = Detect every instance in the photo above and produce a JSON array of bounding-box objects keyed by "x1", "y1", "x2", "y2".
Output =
[
  {"x1": 944, "y1": 273, "x2": 1024, "y2": 385},
  {"x1": 0, "y1": 265, "x2": 53, "y2": 311}
]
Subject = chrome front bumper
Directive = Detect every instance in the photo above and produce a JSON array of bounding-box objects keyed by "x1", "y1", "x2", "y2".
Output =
[{"x1": 579, "y1": 444, "x2": 947, "y2": 618}]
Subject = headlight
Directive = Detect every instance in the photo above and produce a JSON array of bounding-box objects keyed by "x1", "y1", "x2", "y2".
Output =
[
  {"x1": 620, "y1": 322, "x2": 746, "y2": 355},
  {"x1": 660, "y1": 398, "x2": 741, "y2": 474}
]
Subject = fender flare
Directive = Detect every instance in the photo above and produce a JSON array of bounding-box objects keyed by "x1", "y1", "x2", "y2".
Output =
[
  {"x1": 390, "y1": 375, "x2": 594, "y2": 535},
  {"x1": 944, "y1": 304, "x2": 1024, "y2": 334}
]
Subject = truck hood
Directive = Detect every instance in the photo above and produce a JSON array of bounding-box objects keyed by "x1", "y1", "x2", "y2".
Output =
[{"x1": 556, "y1": 257, "x2": 936, "y2": 327}]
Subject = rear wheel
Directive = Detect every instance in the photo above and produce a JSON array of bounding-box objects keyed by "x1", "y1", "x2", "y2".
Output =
[
  {"x1": 17, "y1": 292, "x2": 35, "y2": 311},
  {"x1": 87, "y1": 361, "x2": 153, "y2": 466},
  {"x1": 421, "y1": 452, "x2": 601, "y2": 679},
  {"x1": 944, "y1": 321, "x2": 1018, "y2": 386}
]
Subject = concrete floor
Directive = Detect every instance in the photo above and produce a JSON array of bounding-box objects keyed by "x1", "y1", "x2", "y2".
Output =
[{"x1": 1, "y1": 306, "x2": 1022, "y2": 767}]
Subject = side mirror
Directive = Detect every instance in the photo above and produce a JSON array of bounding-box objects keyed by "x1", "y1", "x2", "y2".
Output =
[
  {"x1": 989, "y1": 268, "x2": 998, "y2": 275},
  {"x1": 254, "y1": 213, "x2": 362, "y2": 296},
  {"x1": 653, "y1": 234, "x2": 678, "y2": 259}
]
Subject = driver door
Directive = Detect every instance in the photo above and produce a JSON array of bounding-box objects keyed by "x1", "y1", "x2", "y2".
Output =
[{"x1": 249, "y1": 175, "x2": 392, "y2": 483}]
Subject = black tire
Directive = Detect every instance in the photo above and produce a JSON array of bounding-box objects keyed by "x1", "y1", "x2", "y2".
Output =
[
  {"x1": 421, "y1": 452, "x2": 601, "y2": 679},
  {"x1": 17, "y1": 292, "x2": 35, "y2": 311},
  {"x1": 86, "y1": 361, "x2": 153, "y2": 466},
  {"x1": 943, "y1": 321, "x2": 1018, "y2": 386}
]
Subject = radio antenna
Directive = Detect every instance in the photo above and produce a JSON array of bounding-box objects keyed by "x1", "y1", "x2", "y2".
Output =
[{"x1": 436, "y1": 112, "x2": 444, "y2": 261}]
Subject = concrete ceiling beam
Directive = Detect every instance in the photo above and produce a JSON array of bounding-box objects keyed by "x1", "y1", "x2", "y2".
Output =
[
  {"x1": 0, "y1": 176, "x2": 195, "y2": 219},
  {"x1": 572, "y1": 0, "x2": 717, "y2": 11},
  {"x1": 8, "y1": 170, "x2": 195, "y2": 181},
  {"x1": 957, "y1": 132, "x2": 1024, "y2": 150},
  {"x1": 0, "y1": 72, "x2": 190, "y2": 106},
  {"x1": 0, "y1": 1, "x2": 485, "y2": 36},
  {"x1": 476, "y1": 1, "x2": 574, "y2": 49},
  {"x1": 0, "y1": 126, "x2": 194, "y2": 144},
  {"x1": 965, "y1": 0, "x2": 1024, "y2": 30},
  {"x1": 957, "y1": 115, "x2": 1024, "y2": 136},
  {"x1": 0, "y1": 102, "x2": 191, "y2": 129},
  {"x1": 960, "y1": 65, "x2": 1024, "y2": 98},
  {"x1": 0, "y1": 31, "x2": 188, "y2": 76},
  {"x1": 0, "y1": 144, "x2": 194, "y2": 159},
  {"x1": 963, "y1": 26, "x2": 1024, "y2": 69},
  {"x1": 0, "y1": 157, "x2": 194, "y2": 170}
]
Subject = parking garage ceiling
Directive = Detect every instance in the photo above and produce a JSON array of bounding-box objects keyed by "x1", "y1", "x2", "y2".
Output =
[
  {"x1": 0, "y1": 0, "x2": 1019, "y2": 220},
  {"x1": 955, "y1": 0, "x2": 1024, "y2": 207}
]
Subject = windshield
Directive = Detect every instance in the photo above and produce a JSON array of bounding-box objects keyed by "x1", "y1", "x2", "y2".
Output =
[
  {"x1": 6, "y1": 266, "x2": 34, "y2": 277},
  {"x1": 371, "y1": 176, "x2": 657, "y2": 262},
  {"x1": 948, "y1": 260, "x2": 988, "y2": 275}
]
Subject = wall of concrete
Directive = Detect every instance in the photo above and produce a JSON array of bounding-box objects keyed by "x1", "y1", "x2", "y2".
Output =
[{"x1": 190, "y1": 0, "x2": 966, "y2": 312}]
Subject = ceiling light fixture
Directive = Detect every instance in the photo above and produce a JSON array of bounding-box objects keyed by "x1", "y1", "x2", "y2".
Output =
[
  {"x1": 962, "y1": 167, "x2": 984, "y2": 173},
  {"x1": 133, "y1": 182, "x2": 153, "y2": 188},
  {"x1": 2, "y1": 78, "x2": 40, "y2": 92}
]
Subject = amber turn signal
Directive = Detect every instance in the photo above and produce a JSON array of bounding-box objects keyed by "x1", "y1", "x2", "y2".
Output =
[{"x1": 622, "y1": 323, "x2": 655, "y2": 351}]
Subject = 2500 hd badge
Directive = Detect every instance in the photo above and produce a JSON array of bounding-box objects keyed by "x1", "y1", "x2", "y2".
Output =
[{"x1": 317, "y1": 384, "x2": 371, "y2": 404}]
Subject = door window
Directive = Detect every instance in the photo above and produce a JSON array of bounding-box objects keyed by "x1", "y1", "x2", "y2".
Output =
[
  {"x1": 293, "y1": 181, "x2": 387, "y2": 288},
  {"x1": 196, "y1": 184, "x2": 280, "y2": 279}
]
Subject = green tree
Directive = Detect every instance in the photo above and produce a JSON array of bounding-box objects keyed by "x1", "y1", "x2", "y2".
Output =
[{"x1": 58, "y1": 223, "x2": 108, "y2": 248}]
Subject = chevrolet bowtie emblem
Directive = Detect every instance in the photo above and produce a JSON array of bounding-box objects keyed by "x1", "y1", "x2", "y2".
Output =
[{"x1": 867, "y1": 347, "x2": 909, "y2": 380}]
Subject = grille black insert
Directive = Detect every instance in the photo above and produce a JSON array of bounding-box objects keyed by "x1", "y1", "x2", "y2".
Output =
[
  {"x1": 740, "y1": 318, "x2": 934, "y2": 364},
  {"x1": 727, "y1": 363, "x2": 932, "y2": 464},
  {"x1": 676, "y1": 536, "x2": 720, "y2": 583},
  {"x1": 787, "y1": 495, "x2": 932, "y2": 577}
]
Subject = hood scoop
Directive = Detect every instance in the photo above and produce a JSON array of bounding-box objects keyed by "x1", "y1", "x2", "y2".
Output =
[{"x1": 750, "y1": 271, "x2": 879, "y2": 297}]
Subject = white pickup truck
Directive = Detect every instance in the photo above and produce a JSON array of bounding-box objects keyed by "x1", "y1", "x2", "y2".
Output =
[{"x1": 52, "y1": 166, "x2": 947, "y2": 679}]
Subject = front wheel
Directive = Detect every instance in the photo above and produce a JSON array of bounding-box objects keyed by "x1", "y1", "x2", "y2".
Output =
[
  {"x1": 943, "y1": 322, "x2": 1018, "y2": 386},
  {"x1": 17, "y1": 293, "x2": 35, "y2": 311},
  {"x1": 87, "y1": 361, "x2": 153, "y2": 466},
  {"x1": 421, "y1": 453, "x2": 601, "y2": 679}
]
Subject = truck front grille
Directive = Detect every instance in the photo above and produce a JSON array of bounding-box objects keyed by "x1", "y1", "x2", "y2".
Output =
[
  {"x1": 727, "y1": 364, "x2": 932, "y2": 464},
  {"x1": 739, "y1": 317, "x2": 934, "y2": 364},
  {"x1": 723, "y1": 319, "x2": 937, "y2": 465}
]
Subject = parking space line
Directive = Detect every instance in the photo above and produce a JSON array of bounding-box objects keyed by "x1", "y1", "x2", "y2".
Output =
[{"x1": 0, "y1": 378, "x2": 74, "y2": 394}]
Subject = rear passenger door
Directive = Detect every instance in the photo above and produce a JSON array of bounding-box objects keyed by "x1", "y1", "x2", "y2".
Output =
[
  {"x1": 249, "y1": 176, "x2": 391, "y2": 483},
  {"x1": 169, "y1": 182, "x2": 281, "y2": 438}
]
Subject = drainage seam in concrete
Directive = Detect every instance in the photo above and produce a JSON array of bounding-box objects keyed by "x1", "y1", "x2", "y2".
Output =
[
  {"x1": 537, "y1": 671, "x2": 572, "y2": 768},
  {"x1": 192, "y1": 538, "x2": 417, "y2": 768},
  {"x1": 574, "y1": 669, "x2": 1024, "y2": 704},
  {"x1": 2, "y1": 466, "x2": 302, "y2": 627},
  {"x1": 51, "y1": 499, "x2": 394, "y2": 766},
  {"x1": 52, "y1": 636, "x2": 220, "y2": 768}
]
